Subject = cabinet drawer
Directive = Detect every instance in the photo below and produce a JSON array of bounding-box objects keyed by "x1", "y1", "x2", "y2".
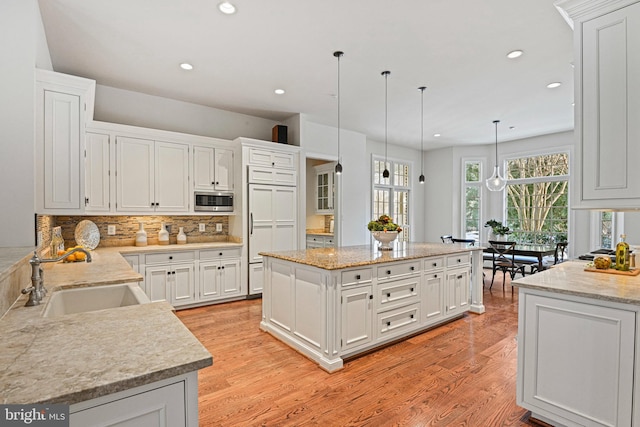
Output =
[
  {"x1": 341, "y1": 268, "x2": 373, "y2": 287},
  {"x1": 376, "y1": 303, "x2": 420, "y2": 340},
  {"x1": 376, "y1": 276, "x2": 420, "y2": 313},
  {"x1": 446, "y1": 253, "x2": 470, "y2": 267},
  {"x1": 199, "y1": 248, "x2": 242, "y2": 260},
  {"x1": 325, "y1": 238, "x2": 335, "y2": 247},
  {"x1": 424, "y1": 256, "x2": 445, "y2": 272},
  {"x1": 145, "y1": 251, "x2": 196, "y2": 264},
  {"x1": 248, "y1": 148, "x2": 295, "y2": 169},
  {"x1": 306, "y1": 235, "x2": 324, "y2": 244},
  {"x1": 377, "y1": 261, "x2": 420, "y2": 280}
]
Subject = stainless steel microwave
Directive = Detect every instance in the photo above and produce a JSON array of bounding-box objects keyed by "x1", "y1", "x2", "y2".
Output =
[{"x1": 194, "y1": 192, "x2": 234, "y2": 212}]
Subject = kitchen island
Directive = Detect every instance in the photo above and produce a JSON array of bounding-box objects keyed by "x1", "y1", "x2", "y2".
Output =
[
  {"x1": 259, "y1": 242, "x2": 484, "y2": 372},
  {"x1": 512, "y1": 261, "x2": 640, "y2": 427}
]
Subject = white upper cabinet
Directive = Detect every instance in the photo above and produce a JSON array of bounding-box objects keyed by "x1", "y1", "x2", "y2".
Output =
[
  {"x1": 84, "y1": 132, "x2": 110, "y2": 212},
  {"x1": 35, "y1": 70, "x2": 95, "y2": 213},
  {"x1": 193, "y1": 145, "x2": 234, "y2": 192},
  {"x1": 314, "y1": 163, "x2": 336, "y2": 214},
  {"x1": 116, "y1": 136, "x2": 189, "y2": 212},
  {"x1": 557, "y1": 0, "x2": 640, "y2": 209}
]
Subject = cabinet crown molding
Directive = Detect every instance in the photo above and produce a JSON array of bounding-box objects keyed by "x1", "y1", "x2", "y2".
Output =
[{"x1": 555, "y1": 0, "x2": 640, "y2": 27}]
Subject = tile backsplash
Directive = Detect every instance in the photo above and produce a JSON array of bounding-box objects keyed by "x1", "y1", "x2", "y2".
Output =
[{"x1": 37, "y1": 215, "x2": 232, "y2": 251}]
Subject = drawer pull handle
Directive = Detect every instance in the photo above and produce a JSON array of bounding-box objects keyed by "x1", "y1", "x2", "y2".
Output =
[
  {"x1": 167, "y1": 272, "x2": 171, "y2": 275},
  {"x1": 457, "y1": 274, "x2": 463, "y2": 279},
  {"x1": 410, "y1": 314, "x2": 414, "y2": 319},
  {"x1": 355, "y1": 274, "x2": 361, "y2": 280},
  {"x1": 369, "y1": 295, "x2": 373, "y2": 300},
  {"x1": 410, "y1": 288, "x2": 414, "y2": 292},
  {"x1": 386, "y1": 270, "x2": 391, "y2": 275}
]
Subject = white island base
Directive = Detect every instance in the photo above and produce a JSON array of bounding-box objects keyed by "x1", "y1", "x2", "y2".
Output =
[{"x1": 259, "y1": 244, "x2": 484, "y2": 372}]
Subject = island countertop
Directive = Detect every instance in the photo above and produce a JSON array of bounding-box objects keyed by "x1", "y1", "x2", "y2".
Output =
[
  {"x1": 260, "y1": 242, "x2": 482, "y2": 270},
  {"x1": 512, "y1": 260, "x2": 640, "y2": 305}
]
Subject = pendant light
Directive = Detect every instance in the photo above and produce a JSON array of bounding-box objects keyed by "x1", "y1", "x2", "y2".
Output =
[
  {"x1": 418, "y1": 86, "x2": 426, "y2": 184},
  {"x1": 382, "y1": 71, "x2": 390, "y2": 179},
  {"x1": 334, "y1": 51, "x2": 343, "y2": 175},
  {"x1": 486, "y1": 119, "x2": 506, "y2": 191}
]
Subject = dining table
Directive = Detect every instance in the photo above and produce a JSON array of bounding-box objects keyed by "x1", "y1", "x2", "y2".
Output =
[{"x1": 482, "y1": 242, "x2": 557, "y2": 272}]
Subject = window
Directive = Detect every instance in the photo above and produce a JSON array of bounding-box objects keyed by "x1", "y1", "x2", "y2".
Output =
[
  {"x1": 462, "y1": 160, "x2": 482, "y2": 242},
  {"x1": 505, "y1": 152, "x2": 569, "y2": 244},
  {"x1": 600, "y1": 212, "x2": 614, "y2": 248},
  {"x1": 373, "y1": 158, "x2": 411, "y2": 241}
]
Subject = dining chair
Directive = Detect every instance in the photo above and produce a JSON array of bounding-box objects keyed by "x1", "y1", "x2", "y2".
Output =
[
  {"x1": 440, "y1": 235, "x2": 453, "y2": 243},
  {"x1": 452, "y1": 238, "x2": 475, "y2": 246},
  {"x1": 531, "y1": 242, "x2": 569, "y2": 273},
  {"x1": 488, "y1": 240, "x2": 526, "y2": 292}
]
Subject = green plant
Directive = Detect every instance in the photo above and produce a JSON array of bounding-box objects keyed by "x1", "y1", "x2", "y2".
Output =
[
  {"x1": 367, "y1": 215, "x2": 402, "y2": 232},
  {"x1": 484, "y1": 219, "x2": 510, "y2": 236}
]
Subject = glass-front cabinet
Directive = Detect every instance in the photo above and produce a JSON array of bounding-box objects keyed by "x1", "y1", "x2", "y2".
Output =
[{"x1": 314, "y1": 163, "x2": 336, "y2": 214}]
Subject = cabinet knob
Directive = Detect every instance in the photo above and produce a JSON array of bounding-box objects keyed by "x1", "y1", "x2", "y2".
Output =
[
  {"x1": 410, "y1": 314, "x2": 414, "y2": 319},
  {"x1": 369, "y1": 295, "x2": 373, "y2": 300},
  {"x1": 386, "y1": 321, "x2": 391, "y2": 326},
  {"x1": 410, "y1": 266, "x2": 415, "y2": 271},
  {"x1": 215, "y1": 181, "x2": 219, "y2": 185},
  {"x1": 211, "y1": 181, "x2": 215, "y2": 185},
  {"x1": 218, "y1": 266, "x2": 221, "y2": 270},
  {"x1": 169, "y1": 256, "x2": 173, "y2": 260},
  {"x1": 434, "y1": 274, "x2": 438, "y2": 278},
  {"x1": 457, "y1": 274, "x2": 463, "y2": 279},
  {"x1": 221, "y1": 266, "x2": 225, "y2": 269},
  {"x1": 432, "y1": 262, "x2": 437, "y2": 267},
  {"x1": 355, "y1": 274, "x2": 361, "y2": 280},
  {"x1": 387, "y1": 293, "x2": 391, "y2": 298},
  {"x1": 386, "y1": 270, "x2": 391, "y2": 275},
  {"x1": 167, "y1": 272, "x2": 170, "y2": 275},
  {"x1": 172, "y1": 271, "x2": 176, "y2": 275},
  {"x1": 219, "y1": 252, "x2": 223, "y2": 256},
  {"x1": 457, "y1": 258, "x2": 461, "y2": 263},
  {"x1": 410, "y1": 288, "x2": 414, "y2": 292}
]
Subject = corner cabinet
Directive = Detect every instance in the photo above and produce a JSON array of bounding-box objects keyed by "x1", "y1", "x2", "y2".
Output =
[
  {"x1": 35, "y1": 70, "x2": 95, "y2": 214},
  {"x1": 557, "y1": 0, "x2": 640, "y2": 209}
]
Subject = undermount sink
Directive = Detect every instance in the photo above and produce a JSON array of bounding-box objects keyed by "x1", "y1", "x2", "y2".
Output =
[{"x1": 42, "y1": 283, "x2": 150, "y2": 318}]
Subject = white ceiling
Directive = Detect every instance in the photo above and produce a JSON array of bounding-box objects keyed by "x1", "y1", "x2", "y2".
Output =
[{"x1": 38, "y1": 0, "x2": 575, "y2": 151}]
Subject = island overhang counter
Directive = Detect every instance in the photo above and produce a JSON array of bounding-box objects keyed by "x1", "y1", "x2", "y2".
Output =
[{"x1": 259, "y1": 242, "x2": 484, "y2": 372}]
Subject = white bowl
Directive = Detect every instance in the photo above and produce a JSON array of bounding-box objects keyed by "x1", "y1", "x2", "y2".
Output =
[{"x1": 372, "y1": 231, "x2": 399, "y2": 250}]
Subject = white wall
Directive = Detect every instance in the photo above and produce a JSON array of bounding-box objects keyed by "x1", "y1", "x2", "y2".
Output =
[
  {"x1": 424, "y1": 147, "x2": 455, "y2": 242},
  {"x1": 94, "y1": 85, "x2": 283, "y2": 142},
  {"x1": 0, "y1": 0, "x2": 39, "y2": 247},
  {"x1": 300, "y1": 120, "x2": 368, "y2": 246}
]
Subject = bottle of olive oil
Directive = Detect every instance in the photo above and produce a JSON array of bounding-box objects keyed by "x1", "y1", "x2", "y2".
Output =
[{"x1": 616, "y1": 234, "x2": 630, "y2": 271}]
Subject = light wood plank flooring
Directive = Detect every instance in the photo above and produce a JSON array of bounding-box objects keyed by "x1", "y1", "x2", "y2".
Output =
[{"x1": 176, "y1": 270, "x2": 537, "y2": 426}]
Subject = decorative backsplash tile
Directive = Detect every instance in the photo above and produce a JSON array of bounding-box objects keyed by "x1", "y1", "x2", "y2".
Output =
[{"x1": 37, "y1": 215, "x2": 232, "y2": 250}]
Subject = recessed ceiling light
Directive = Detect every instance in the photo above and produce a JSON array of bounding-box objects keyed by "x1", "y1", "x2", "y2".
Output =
[
  {"x1": 433, "y1": 133, "x2": 441, "y2": 137},
  {"x1": 547, "y1": 82, "x2": 562, "y2": 88},
  {"x1": 274, "y1": 89, "x2": 285, "y2": 95},
  {"x1": 180, "y1": 63, "x2": 193, "y2": 70},
  {"x1": 506, "y1": 50, "x2": 523, "y2": 59},
  {"x1": 218, "y1": 1, "x2": 236, "y2": 14}
]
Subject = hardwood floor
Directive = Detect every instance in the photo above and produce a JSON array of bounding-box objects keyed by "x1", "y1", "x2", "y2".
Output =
[{"x1": 176, "y1": 271, "x2": 537, "y2": 426}]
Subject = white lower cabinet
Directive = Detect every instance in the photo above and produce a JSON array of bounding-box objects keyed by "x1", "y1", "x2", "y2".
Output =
[
  {"x1": 134, "y1": 247, "x2": 243, "y2": 308},
  {"x1": 70, "y1": 372, "x2": 198, "y2": 427},
  {"x1": 517, "y1": 290, "x2": 636, "y2": 427},
  {"x1": 249, "y1": 263, "x2": 264, "y2": 295},
  {"x1": 341, "y1": 285, "x2": 373, "y2": 351},
  {"x1": 422, "y1": 270, "x2": 444, "y2": 325},
  {"x1": 445, "y1": 267, "x2": 470, "y2": 316}
]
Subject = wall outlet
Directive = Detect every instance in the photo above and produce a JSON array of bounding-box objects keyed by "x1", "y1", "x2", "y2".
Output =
[
  {"x1": 107, "y1": 225, "x2": 116, "y2": 235},
  {"x1": 199, "y1": 223, "x2": 206, "y2": 232},
  {"x1": 216, "y1": 223, "x2": 223, "y2": 232}
]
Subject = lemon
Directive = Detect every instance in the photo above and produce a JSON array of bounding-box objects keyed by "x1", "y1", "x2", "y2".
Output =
[
  {"x1": 66, "y1": 254, "x2": 76, "y2": 262},
  {"x1": 75, "y1": 252, "x2": 86, "y2": 261}
]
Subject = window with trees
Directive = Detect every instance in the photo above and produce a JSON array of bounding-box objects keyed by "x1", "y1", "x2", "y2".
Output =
[
  {"x1": 373, "y1": 158, "x2": 411, "y2": 242},
  {"x1": 505, "y1": 152, "x2": 569, "y2": 244},
  {"x1": 462, "y1": 160, "x2": 482, "y2": 242}
]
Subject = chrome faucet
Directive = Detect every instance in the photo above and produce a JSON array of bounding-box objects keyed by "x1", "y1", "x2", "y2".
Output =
[{"x1": 22, "y1": 248, "x2": 92, "y2": 306}]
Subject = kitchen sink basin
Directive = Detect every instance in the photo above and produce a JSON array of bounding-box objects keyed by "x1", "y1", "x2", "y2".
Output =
[{"x1": 42, "y1": 283, "x2": 150, "y2": 317}]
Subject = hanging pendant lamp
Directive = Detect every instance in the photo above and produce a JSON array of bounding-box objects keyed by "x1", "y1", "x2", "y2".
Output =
[
  {"x1": 382, "y1": 71, "x2": 390, "y2": 179},
  {"x1": 334, "y1": 51, "x2": 344, "y2": 175},
  {"x1": 486, "y1": 119, "x2": 506, "y2": 191},
  {"x1": 418, "y1": 86, "x2": 426, "y2": 184}
]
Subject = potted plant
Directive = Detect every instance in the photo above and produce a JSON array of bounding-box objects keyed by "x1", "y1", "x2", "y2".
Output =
[
  {"x1": 484, "y1": 219, "x2": 510, "y2": 240},
  {"x1": 368, "y1": 215, "x2": 402, "y2": 250}
]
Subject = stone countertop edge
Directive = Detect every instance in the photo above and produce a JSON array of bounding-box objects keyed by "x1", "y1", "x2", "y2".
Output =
[
  {"x1": 512, "y1": 260, "x2": 640, "y2": 305},
  {"x1": 260, "y1": 242, "x2": 483, "y2": 271},
  {"x1": 0, "y1": 244, "x2": 218, "y2": 405}
]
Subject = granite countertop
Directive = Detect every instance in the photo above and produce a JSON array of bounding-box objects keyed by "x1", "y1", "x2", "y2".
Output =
[
  {"x1": 0, "y1": 244, "x2": 215, "y2": 405},
  {"x1": 260, "y1": 242, "x2": 482, "y2": 270},
  {"x1": 512, "y1": 260, "x2": 640, "y2": 305},
  {"x1": 306, "y1": 230, "x2": 334, "y2": 237},
  {"x1": 0, "y1": 247, "x2": 34, "y2": 282}
]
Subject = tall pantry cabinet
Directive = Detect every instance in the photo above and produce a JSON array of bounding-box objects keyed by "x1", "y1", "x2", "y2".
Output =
[{"x1": 556, "y1": 0, "x2": 640, "y2": 209}]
